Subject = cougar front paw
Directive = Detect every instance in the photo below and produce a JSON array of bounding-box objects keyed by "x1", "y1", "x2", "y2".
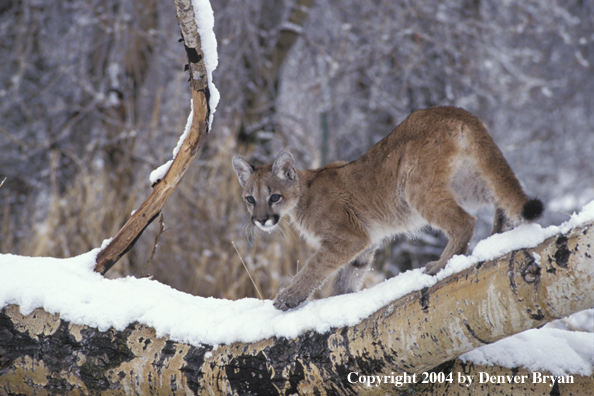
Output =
[
  {"x1": 424, "y1": 260, "x2": 445, "y2": 276},
  {"x1": 273, "y1": 287, "x2": 309, "y2": 311}
]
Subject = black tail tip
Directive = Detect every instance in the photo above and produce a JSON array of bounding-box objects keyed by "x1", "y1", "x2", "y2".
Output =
[{"x1": 522, "y1": 198, "x2": 544, "y2": 221}]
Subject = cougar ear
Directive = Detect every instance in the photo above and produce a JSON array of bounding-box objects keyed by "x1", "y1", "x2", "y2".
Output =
[
  {"x1": 272, "y1": 150, "x2": 296, "y2": 182},
  {"x1": 232, "y1": 156, "x2": 254, "y2": 188}
]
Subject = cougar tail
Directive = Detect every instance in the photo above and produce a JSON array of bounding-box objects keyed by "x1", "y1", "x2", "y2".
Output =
[
  {"x1": 522, "y1": 198, "x2": 544, "y2": 221},
  {"x1": 468, "y1": 118, "x2": 543, "y2": 224},
  {"x1": 482, "y1": 148, "x2": 544, "y2": 224}
]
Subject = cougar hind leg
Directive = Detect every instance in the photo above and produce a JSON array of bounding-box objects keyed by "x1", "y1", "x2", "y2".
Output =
[
  {"x1": 330, "y1": 249, "x2": 374, "y2": 296},
  {"x1": 419, "y1": 195, "x2": 476, "y2": 276},
  {"x1": 491, "y1": 207, "x2": 514, "y2": 235}
]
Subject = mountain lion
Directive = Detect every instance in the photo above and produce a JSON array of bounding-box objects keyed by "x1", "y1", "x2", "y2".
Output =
[{"x1": 232, "y1": 106, "x2": 543, "y2": 311}]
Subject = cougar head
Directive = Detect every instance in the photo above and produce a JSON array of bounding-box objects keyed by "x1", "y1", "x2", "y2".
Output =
[{"x1": 232, "y1": 151, "x2": 300, "y2": 231}]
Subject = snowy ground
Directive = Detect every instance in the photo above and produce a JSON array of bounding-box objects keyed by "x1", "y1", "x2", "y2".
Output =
[{"x1": 1, "y1": 201, "x2": 593, "y2": 377}]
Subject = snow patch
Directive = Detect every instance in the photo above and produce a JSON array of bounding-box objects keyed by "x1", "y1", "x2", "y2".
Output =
[
  {"x1": 460, "y1": 328, "x2": 593, "y2": 376},
  {"x1": 191, "y1": 0, "x2": 219, "y2": 128}
]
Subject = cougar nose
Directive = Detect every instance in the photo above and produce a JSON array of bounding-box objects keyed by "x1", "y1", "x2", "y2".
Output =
[
  {"x1": 256, "y1": 216, "x2": 269, "y2": 226},
  {"x1": 253, "y1": 214, "x2": 279, "y2": 229}
]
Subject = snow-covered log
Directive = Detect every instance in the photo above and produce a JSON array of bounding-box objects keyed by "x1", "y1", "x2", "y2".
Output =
[
  {"x1": 1, "y1": 221, "x2": 592, "y2": 395},
  {"x1": 94, "y1": 0, "x2": 214, "y2": 275}
]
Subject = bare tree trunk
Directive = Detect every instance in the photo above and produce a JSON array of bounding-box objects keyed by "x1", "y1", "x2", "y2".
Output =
[
  {"x1": 2, "y1": 221, "x2": 592, "y2": 395},
  {"x1": 239, "y1": 0, "x2": 315, "y2": 145},
  {"x1": 94, "y1": 0, "x2": 211, "y2": 275}
]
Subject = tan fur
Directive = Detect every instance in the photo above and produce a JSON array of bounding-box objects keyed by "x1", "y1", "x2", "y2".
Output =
[{"x1": 232, "y1": 106, "x2": 542, "y2": 310}]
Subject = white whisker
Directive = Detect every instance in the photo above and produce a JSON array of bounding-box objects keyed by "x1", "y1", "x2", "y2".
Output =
[
  {"x1": 276, "y1": 224, "x2": 286, "y2": 238},
  {"x1": 242, "y1": 220, "x2": 259, "y2": 246},
  {"x1": 280, "y1": 222, "x2": 298, "y2": 240}
]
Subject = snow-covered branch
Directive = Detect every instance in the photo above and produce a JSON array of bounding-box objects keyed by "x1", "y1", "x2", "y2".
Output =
[{"x1": 93, "y1": 0, "x2": 216, "y2": 275}]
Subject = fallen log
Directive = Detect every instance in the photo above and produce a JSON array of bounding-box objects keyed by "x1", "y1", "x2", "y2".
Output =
[{"x1": 1, "y1": 221, "x2": 592, "y2": 395}]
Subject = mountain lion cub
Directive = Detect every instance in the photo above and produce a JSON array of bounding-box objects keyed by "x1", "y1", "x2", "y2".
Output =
[{"x1": 233, "y1": 106, "x2": 543, "y2": 311}]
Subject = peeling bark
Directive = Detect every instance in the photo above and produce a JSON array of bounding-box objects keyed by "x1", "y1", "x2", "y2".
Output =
[
  {"x1": 94, "y1": 0, "x2": 211, "y2": 275},
  {"x1": 2, "y1": 222, "x2": 593, "y2": 395}
]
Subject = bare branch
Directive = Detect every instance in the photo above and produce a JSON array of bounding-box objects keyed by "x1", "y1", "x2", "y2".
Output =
[
  {"x1": 141, "y1": 212, "x2": 166, "y2": 277},
  {"x1": 94, "y1": 0, "x2": 211, "y2": 275}
]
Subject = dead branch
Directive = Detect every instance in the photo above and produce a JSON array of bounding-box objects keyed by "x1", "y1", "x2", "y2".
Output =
[{"x1": 94, "y1": 0, "x2": 210, "y2": 275}]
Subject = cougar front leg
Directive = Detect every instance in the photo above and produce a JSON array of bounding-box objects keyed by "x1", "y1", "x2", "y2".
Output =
[{"x1": 273, "y1": 241, "x2": 366, "y2": 311}]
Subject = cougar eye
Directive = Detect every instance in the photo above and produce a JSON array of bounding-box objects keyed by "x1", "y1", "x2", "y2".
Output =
[
  {"x1": 246, "y1": 196, "x2": 255, "y2": 204},
  {"x1": 269, "y1": 194, "x2": 281, "y2": 203}
]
